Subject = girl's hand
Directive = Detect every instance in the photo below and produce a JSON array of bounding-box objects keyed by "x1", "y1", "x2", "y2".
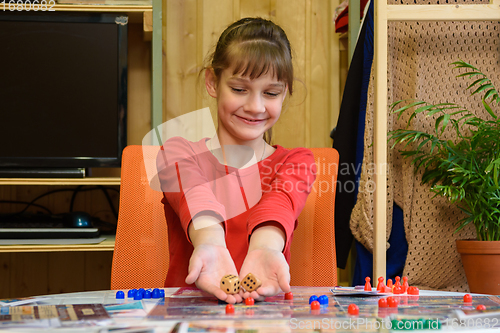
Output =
[
  {"x1": 185, "y1": 244, "x2": 243, "y2": 304},
  {"x1": 238, "y1": 248, "x2": 290, "y2": 301}
]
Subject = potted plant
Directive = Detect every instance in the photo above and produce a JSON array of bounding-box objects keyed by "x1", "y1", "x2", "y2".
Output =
[{"x1": 388, "y1": 60, "x2": 500, "y2": 294}]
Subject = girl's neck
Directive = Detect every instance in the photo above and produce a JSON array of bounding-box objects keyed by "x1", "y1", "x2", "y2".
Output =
[{"x1": 209, "y1": 130, "x2": 267, "y2": 167}]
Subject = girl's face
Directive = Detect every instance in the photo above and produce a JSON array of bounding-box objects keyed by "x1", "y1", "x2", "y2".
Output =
[{"x1": 206, "y1": 66, "x2": 287, "y2": 146}]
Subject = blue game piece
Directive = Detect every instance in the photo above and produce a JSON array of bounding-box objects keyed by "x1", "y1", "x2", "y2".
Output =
[
  {"x1": 309, "y1": 295, "x2": 318, "y2": 304},
  {"x1": 159, "y1": 289, "x2": 165, "y2": 298},
  {"x1": 144, "y1": 290, "x2": 152, "y2": 299},
  {"x1": 318, "y1": 295, "x2": 329, "y2": 307},
  {"x1": 115, "y1": 290, "x2": 125, "y2": 299},
  {"x1": 134, "y1": 291, "x2": 143, "y2": 300},
  {"x1": 127, "y1": 289, "x2": 137, "y2": 298},
  {"x1": 152, "y1": 288, "x2": 161, "y2": 298}
]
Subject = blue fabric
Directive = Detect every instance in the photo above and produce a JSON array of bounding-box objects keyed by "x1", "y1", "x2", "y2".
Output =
[{"x1": 352, "y1": 203, "x2": 408, "y2": 286}]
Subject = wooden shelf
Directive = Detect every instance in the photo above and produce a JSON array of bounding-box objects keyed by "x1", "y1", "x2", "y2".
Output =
[
  {"x1": 0, "y1": 177, "x2": 120, "y2": 186},
  {"x1": 0, "y1": 235, "x2": 115, "y2": 253},
  {"x1": 43, "y1": 4, "x2": 152, "y2": 25}
]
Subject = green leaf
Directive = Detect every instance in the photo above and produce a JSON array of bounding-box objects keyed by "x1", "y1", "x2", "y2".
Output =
[{"x1": 482, "y1": 98, "x2": 498, "y2": 119}]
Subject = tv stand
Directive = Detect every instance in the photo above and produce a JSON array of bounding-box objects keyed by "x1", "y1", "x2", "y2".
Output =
[{"x1": 0, "y1": 168, "x2": 87, "y2": 179}]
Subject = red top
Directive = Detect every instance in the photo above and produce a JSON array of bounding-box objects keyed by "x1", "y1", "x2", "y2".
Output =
[{"x1": 157, "y1": 137, "x2": 316, "y2": 287}]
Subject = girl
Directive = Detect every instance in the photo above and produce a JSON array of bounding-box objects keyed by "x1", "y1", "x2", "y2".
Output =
[{"x1": 157, "y1": 17, "x2": 316, "y2": 304}]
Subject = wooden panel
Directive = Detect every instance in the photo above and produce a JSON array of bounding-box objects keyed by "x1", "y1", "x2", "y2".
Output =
[
  {"x1": 85, "y1": 252, "x2": 113, "y2": 291},
  {"x1": 240, "y1": 0, "x2": 272, "y2": 18},
  {"x1": 273, "y1": 0, "x2": 308, "y2": 148},
  {"x1": 310, "y1": 0, "x2": 333, "y2": 148},
  {"x1": 0, "y1": 254, "x2": 11, "y2": 298},
  {"x1": 10, "y1": 253, "x2": 49, "y2": 298},
  {"x1": 128, "y1": 22, "x2": 152, "y2": 146},
  {"x1": 48, "y1": 252, "x2": 85, "y2": 294},
  {"x1": 164, "y1": 0, "x2": 199, "y2": 122}
]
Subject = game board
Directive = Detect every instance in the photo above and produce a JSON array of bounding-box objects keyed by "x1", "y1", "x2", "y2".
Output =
[{"x1": 147, "y1": 286, "x2": 500, "y2": 329}]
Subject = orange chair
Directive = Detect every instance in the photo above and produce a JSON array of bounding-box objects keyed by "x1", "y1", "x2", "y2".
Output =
[{"x1": 111, "y1": 145, "x2": 338, "y2": 289}]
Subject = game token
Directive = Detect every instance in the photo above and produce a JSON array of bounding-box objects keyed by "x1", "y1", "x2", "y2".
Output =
[
  {"x1": 134, "y1": 292, "x2": 143, "y2": 300},
  {"x1": 364, "y1": 277, "x2": 372, "y2": 291},
  {"x1": 127, "y1": 289, "x2": 137, "y2": 298},
  {"x1": 394, "y1": 276, "x2": 401, "y2": 288},
  {"x1": 387, "y1": 278, "x2": 393, "y2": 289},
  {"x1": 402, "y1": 276, "x2": 409, "y2": 293},
  {"x1": 284, "y1": 292, "x2": 293, "y2": 300},
  {"x1": 378, "y1": 298, "x2": 388, "y2": 308},
  {"x1": 347, "y1": 303, "x2": 359, "y2": 315},
  {"x1": 309, "y1": 295, "x2": 318, "y2": 304},
  {"x1": 159, "y1": 289, "x2": 165, "y2": 298},
  {"x1": 225, "y1": 304, "x2": 235, "y2": 314},
  {"x1": 407, "y1": 286, "x2": 420, "y2": 295},
  {"x1": 387, "y1": 297, "x2": 398, "y2": 308},
  {"x1": 476, "y1": 304, "x2": 486, "y2": 310},
  {"x1": 464, "y1": 294, "x2": 472, "y2": 303},
  {"x1": 152, "y1": 288, "x2": 161, "y2": 298},
  {"x1": 377, "y1": 276, "x2": 385, "y2": 292},
  {"x1": 144, "y1": 290, "x2": 152, "y2": 299},
  {"x1": 393, "y1": 285, "x2": 404, "y2": 294},
  {"x1": 318, "y1": 295, "x2": 329, "y2": 307},
  {"x1": 115, "y1": 290, "x2": 125, "y2": 299},
  {"x1": 310, "y1": 300, "x2": 321, "y2": 310},
  {"x1": 245, "y1": 297, "x2": 255, "y2": 306}
]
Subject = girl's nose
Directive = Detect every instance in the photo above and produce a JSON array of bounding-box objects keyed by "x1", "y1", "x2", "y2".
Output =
[{"x1": 243, "y1": 93, "x2": 265, "y2": 113}]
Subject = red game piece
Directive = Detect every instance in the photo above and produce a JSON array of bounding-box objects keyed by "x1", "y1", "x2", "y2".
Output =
[
  {"x1": 464, "y1": 294, "x2": 472, "y2": 303},
  {"x1": 377, "y1": 277, "x2": 385, "y2": 292},
  {"x1": 245, "y1": 297, "x2": 255, "y2": 306},
  {"x1": 387, "y1": 279, "x2": 393, "y2": 290},
  {"x1": 402, "y1": 276, "x2": 409, "y2": 293},
  {"x1": 394, "y1": 276, "x2": 401, "y2": 288},
  {"x1": 225, "y1": 304, "x2": 235, "y2": 314},
  {"x1": 378, "y1": 298, "x2": 388, "y2": 308},
  {"x1": 364, "y1": 277, "x2": 372, "y2": 291},
  {"x1": 387, "y1": 297, "x2": 398, "y2": 308},
  {"x1": 407, "y1": 286, "x2": 420, "y2": 295},
  {"x1": 347, "y1": 303, "x2": 360, "y2": 315},
  {"x1": 384, "y1": 285, "x2": 392, "y2": 293},
  {"x1": 477, "y1": 304, "x2": 486, "y2": 311},
  {"x1": 393, "y1": 285, "x2": 404, "y2": 294},
  {"x1": 284, "y1": 292, "x2": 293, "y2": 300},
  {"x1": 310, "y1": 300, "x2": 320, "y2": 310}
]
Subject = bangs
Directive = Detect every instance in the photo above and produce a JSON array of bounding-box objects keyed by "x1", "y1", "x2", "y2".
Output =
[{"x1": 226, "y1": 40, "x2": 293, "y2": 93}]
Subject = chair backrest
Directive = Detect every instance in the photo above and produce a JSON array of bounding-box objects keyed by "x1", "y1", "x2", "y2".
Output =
[
  {"x1": 111, "y1": 145, "x2": 168, "y2": 290},
  {"x1": 111, "y1": 146, "x2": 338, "y2": 289},
  {"x1": 289, "y1": 148, "x2": 339, "y2": 286}
]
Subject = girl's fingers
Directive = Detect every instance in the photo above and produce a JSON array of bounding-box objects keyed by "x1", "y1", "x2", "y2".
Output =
[{"x1": 185, "y1": 259, "x2": 202, "y2": 285}]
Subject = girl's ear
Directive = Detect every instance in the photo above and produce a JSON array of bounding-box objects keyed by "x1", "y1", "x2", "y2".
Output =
[{"x1": 205, "y1": 68, "x2": 218, "y2": 98}]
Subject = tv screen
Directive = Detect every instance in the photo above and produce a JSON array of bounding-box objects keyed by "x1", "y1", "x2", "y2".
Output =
[{"x1": 0, "y1": 12, "x2": 127, "y2": 175}]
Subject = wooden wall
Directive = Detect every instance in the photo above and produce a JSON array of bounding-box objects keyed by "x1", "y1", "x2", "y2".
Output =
[{"x1": 163, "y1": 0, "x2": 342, "y2": 148}]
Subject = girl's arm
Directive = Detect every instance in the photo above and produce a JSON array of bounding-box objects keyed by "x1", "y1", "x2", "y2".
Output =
[{"x1": 185, "y1": 215, "x2": 242, "y2": 304}]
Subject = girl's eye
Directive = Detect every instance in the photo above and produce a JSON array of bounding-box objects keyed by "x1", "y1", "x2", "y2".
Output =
[
  {"x1": 231, "y1": 87, "x2": 246, "y2": 93},
  {"x1": 265, "y1": 92, "x2": 280, "y2": 97}
]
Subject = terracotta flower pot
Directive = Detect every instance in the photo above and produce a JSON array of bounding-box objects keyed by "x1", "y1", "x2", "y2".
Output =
[{"x1": 456, "y1": 240, "x2": 500, "y2": 295}]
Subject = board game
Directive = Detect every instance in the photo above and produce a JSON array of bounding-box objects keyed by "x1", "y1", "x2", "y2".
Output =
[{"x1": 146, "y1": 287, "x2": 500, "y2": 330}]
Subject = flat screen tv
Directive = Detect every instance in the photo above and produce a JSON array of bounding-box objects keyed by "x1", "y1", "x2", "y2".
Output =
[{"x1": 0, "y1": 11, "x2": 127, "y2": 177}]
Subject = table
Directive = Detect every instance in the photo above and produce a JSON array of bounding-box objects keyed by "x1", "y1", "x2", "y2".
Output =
[{"x1": 2, "y1": 287, "x2": 500, "y2": 332}]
